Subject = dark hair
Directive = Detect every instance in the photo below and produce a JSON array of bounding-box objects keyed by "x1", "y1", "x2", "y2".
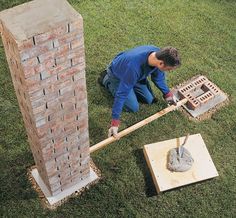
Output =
[{"x1": 155, "y1": 47, "x2": 181, "y2": 67}]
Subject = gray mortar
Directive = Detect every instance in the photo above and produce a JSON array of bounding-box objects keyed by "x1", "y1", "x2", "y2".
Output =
[{"x1": 167, "y1": 147, "x2": 194, "y2": 172}]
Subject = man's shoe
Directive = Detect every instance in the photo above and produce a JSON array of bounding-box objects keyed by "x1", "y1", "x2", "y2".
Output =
[{"x1": 98, "y1": 70, "x2": 107, "y2": 87}]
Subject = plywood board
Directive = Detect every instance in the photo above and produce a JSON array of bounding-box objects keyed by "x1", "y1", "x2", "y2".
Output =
[{"x1": 143, "y1": 133, "x2": 218, "y2": 193}]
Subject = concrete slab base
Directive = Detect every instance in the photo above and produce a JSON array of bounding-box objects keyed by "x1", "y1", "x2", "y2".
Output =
[{"x1": 31, "y1": 167, "x2": 99, "y2": 206}]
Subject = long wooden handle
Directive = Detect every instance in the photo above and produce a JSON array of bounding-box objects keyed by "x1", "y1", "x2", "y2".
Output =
[
  {"x1": 182, "y1": 133, "x2": 190, "y2": 146},
  {"x1": 178, "y1": 133, "x2": 190, "y2": 156},
  {"x1": 90, "y1": 98, "x2": 188, "y2": 153}
]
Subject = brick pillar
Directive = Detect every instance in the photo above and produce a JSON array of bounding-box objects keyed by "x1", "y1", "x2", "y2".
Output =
[{"x1": 0, "y1": 0, "x2": 92, "y2": 196}]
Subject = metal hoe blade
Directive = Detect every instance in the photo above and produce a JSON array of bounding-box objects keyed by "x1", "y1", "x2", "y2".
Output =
[{"x1": 178, "y1": 133, "x2": 190, "y2": 157}]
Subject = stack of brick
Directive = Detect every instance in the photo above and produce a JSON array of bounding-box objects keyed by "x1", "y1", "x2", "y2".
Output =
[
  {"x1": 0, "y1": 0, "x2": 90, "y2": 195},
  {"x1": 177, "y1": 76, "x2": 221, "y2": 110}
]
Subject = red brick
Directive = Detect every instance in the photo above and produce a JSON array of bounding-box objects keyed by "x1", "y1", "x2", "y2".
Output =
[
  {"x1": 47, "y1": 60, "x2": 71, "y2": 76},
  {"x1": 71, "y1": 57, "x2": 85, "y2": 66},
  {"x1": 62, "y1": 101, "x2": 75, "y2": 112},
  {"x1": 58, "y1": 65, "x2": 80, "y2": 80},
  {"x1": 68, "y1": 47, "x2": 85, "y2": 60},
  {"x1": 49, "y1": 181, "x2": 61, "y2": 193},
  {"x1": 21, "y1": 56, "x2": 39, "y2": 67},
  {"x1": 197, "y1": 91, "x2": 214, "y2": 104},
  {"x1": 202, "y1": 81, "x2": 221, "y2": 96},
  {"x1": 46, "y1": 99, "x2": 60, "y2": 110},
  {"x1": 66, "y1": 132, "x2": 79, "y2": 143},
  {"x1": 37, "y1": 50, "x2": 55, "y2": 63},
  {"x1": 19, "y1": 41, "x2": 53, "y2": 61},
  {"x1": 57, "y1": 79, "x2": 71, "y2": 89},
  {"x1": 40, "y1": 71, "x2": 51, "y2": 80},
  {"x1": 44, "y1": 91, "x2": 60, "y2": 103},
  {"x1": 64, "y1": 124, "x2": 77, "y2": 137},
  {"x1": 64, "y1": 111, "x2": 77, "y2": 123},
  {"x1": 70, "y1": 37, "x2": 84, "y2": 49},
  {"x1": 192, "y1": 76, "x2": 208, "y2": 88},
  {"x1": 44, "y1": 58, "x2": 56, "y2": 70},
  {"x1": 73, "y1": 70, "x2": 85, "y2": 81},
  {"x1": 48, "y1": 174, "x2": 60, "y2": 185},
  {"x1": 75, "y1": 78, "x2": 87, "y2": 90},
  {"x1": 185, "y1": 93, "x2": 201, "y2": 110},
  {"x1": 32, "y1": 103, "x2": 46, "y2": 115},
  {"x1": 34, "y1": 59, "x2": 56, "y2": 74},
  {"x1": 34, "y1": 25, "x2": 68, "y2": 45},
  {"x1": 53, "y1": 145, "x2": 68, "y2": 158},
  {"x1": 17, "y1": 38, "x2": 34, "y2": 51},
  {"x1": 35, "y1": 117, "x2": 47, "y2": 128},
  {"x1": 48, "y1": 110, "x2": 64, "y2": 122},
  {"x1": 29, "y1": 89, "x2": 45, "y2": 101},
  {"x1": 69, "y1": 19, "x2": 83, "y2": 32},
  {"x1": 55, "y1": 44, "x2": 70, "y2": 57},
  {"x1": 31, "y1": 97, "x2": 47, "y2": 108},
  {"x1": 25, "y1": 74, "x2": 41, "y2": 87},
  {"x1": 57, "y1": 30, "x2": 82, "y2": 45},
  {"x1": 36, "y1": 123, "x2": 51, "y2": 138},
  {"x1": 33, "y1": 64, "x2": 45, "y2": 74},
  {"x1": 178, "y1": 83, "x2": 195, "y2": 99},
  {"x1": 52, "y1": 39, "x2": 60, "y2": 48},
  {"x1": 55, "y1": 55, "x2": 67, "y2": 65}
]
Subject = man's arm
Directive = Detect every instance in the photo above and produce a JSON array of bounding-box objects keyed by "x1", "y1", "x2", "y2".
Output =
[
  {"x1": 151, "y1": 69, "x2": 176, "y2": 105},
  {"x1": 109, "y1": 67, "x2": 138, "y2": 137},
  {"x1": 112, "y1": 82, "x2": 132, "y2": 119},
  {"x1": 151, "y1": 69, "x2": 170, "y2": 94}
]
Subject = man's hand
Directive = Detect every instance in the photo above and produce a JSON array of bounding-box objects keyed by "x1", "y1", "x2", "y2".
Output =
[
  {"x1": 108, "y1": 119, "x2": 120, "y2": 138},
  {"x1": 108, "y1": 126, "x2": 119, "y2": 138},
  {"x1": 164, "y1": 92, "x2": 177, "y2": 106}
]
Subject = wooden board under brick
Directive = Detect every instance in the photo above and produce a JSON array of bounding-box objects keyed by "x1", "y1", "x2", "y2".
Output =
[{"x1": 143, "y1": 134, "x2": 219, "y2": 193}]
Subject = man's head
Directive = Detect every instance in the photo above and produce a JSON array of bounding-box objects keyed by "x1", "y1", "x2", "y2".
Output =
[{"x1": 154, "y1": 47, "x2": 181, "y2": 71}]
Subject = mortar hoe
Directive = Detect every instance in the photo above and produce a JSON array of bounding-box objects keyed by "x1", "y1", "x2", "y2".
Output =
[{"x1": 90, "y1": 98, "x2": 188, "y2": 153}]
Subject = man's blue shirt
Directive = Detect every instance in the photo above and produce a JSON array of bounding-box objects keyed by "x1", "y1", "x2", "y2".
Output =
[{"x1": 109, "y1": 45, "x2": 170, "y2": 119}]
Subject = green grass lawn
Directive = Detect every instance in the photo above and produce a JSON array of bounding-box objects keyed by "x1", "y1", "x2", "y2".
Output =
[{"x1": 0, "y1": 0, "x2": 236, "y2": 217}]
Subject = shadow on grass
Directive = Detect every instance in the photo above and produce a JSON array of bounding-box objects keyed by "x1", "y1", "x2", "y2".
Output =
[{"x1": 133, "y1": 148, "x2": 157, "y2": 197}]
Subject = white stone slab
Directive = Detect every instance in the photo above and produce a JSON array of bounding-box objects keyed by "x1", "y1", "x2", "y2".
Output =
[
  {"x1": 143, "y1": 134, "x2": 219, "y2": 193},
  {"x1": 31, "y1": 167, "x2": 98, "y2": 205}
]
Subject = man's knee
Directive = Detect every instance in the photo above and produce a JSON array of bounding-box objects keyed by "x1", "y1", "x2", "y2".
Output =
[
  {"x1": 134, "y1": 87, "x2": 154, "y2": 105},
  {"x1": 145, "y1": 95, "x2": 154, "y2": 105},
  {"x1": 130, "y1": 104, "x2": 139, "y2": 112},
  {"x1": 139, "y1": 94, "x2": 154, "y2": 105},
  {"x1": 124, "y1": 103, "x2": 139, "y2": 113}
]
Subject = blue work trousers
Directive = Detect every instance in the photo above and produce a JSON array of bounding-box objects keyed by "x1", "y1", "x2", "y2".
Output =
[{"x1": 102, "y1": 68, "x2": 155, "y2": 112}]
